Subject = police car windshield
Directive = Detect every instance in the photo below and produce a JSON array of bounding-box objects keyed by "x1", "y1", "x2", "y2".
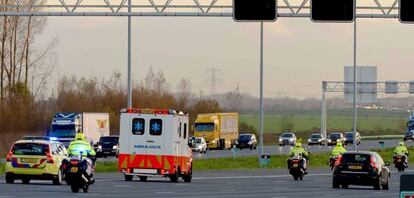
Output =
[
  {"x1": 346, "y1": 133, "x2": 354, "y2": 137},
  {"x1": 50, "y1": 124, "x2": 76, "y2": 138},
  {"x1": 311, "y1": 134, "x2": 321, "y2": 138},
  {"x1": 195, "y1": 139, "x2": 202, "y2": 143},
  {"x1": 13, "y1": 143, "x2": 48, "y2": 156},
  {"x1": 281, "y1": 133, "x2": 293, "y2": 138},
  {"x1": 195, "y1": 123, "x2": 214, "y2": 132}
]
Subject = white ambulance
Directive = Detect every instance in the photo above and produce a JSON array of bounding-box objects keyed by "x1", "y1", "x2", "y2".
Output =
[{"x1": 118, "y1": 108, "x2": 193, "y2": 182}]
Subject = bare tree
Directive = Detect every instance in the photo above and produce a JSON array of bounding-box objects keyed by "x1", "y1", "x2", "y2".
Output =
[{"x1": 176, "y1": 78, "x2": 192, "y2": 110}]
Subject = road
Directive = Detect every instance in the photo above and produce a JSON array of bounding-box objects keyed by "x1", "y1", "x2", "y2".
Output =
[
  {"x1": 0, "y1": 167, "x2": 410, "y2": 198},
  {"x1": 192, "y1": 139, "x2": 414, "y2": 159}
]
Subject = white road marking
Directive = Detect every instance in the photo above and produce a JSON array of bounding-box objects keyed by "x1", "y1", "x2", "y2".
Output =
[
  {"x1": 193, "y1": 173, "x2": 331, "y2": 180},
  {"x1": 155, "y1": 192, "x2": 174, "y2": 194},
  {"x1": 326, "y1": 194, "x2": 340, "y2": 197},
  {"x1": 112, "y1": 185, "x2": 131, "y2": 187}
]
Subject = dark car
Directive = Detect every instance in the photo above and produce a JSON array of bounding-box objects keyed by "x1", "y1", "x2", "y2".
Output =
[
  {"x1": 344, "y1": 132, "x2": 361, "y2": 145},
  {"x1": 96, "y1": 136, "x2": 119, "y2": 158},
  {"x1": 307, "y1": 133, "x2": 327, "y2": 146},
  {"x1": 237, "y1": 134, "x2": 257, "y2": 150},
  {"x1": 327, "y1": 133, "x2": 344, "y2": 146},
  {"x1": 333, "y1": 151, "x2": 390, "y2": 190},
  {"x1": 404, "y1": 131, "x2": 414, "y2": 141}
]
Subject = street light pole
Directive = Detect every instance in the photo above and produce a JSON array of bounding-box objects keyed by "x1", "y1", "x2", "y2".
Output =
[
  {"x1": 127, "y1": 0, "x2": 132, "y2": 108},
  {"x1": 353, "y1": 19, "x2": 358, "y2": 151},
  {"x1": 259, "y1": 21, "x2": 264, "y2": 156}
]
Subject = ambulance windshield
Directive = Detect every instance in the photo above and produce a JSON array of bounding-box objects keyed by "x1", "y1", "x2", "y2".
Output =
[{"x1": 195, "y1": 123, "x2": 214, "y2": 132}]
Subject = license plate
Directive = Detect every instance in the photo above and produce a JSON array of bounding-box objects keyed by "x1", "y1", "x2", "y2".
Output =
[
  {"x1": 70, "y1": 167, "x2": 79, "y2": 173},
  {"x1": 293, "y1": 164, "x2": 299, "y2": 167},
  {"x1": 104, "y1": 152, "x2": 110, "y2": 154},
  {"x1": 348, "y1": 165, "x2": 362, "y2": 170},
  {"x1": 21, "y1": 158, "x2": 37, "y2": 163},
  {"x1": 398, "y1": 159, "x2": 402, "y2": 162}
]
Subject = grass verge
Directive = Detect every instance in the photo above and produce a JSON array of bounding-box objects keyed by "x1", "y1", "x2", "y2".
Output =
[{"x1": 0, "y1": 162, "x2": 4, "y2": 175}]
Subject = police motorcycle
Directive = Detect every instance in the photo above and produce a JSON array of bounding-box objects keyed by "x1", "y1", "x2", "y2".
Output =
[
  {"x1": 288, "y1": 153, "x2": 307, "y2": 181},
  {"x1": 393, "y1": 154, "x2": 407, "y2": 172},
  {"x1": 62, "y1": 151, "x2": 95, "y2": 193}
]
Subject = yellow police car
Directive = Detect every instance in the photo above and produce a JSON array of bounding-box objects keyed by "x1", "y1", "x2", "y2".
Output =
[{"x1": 5, "y1": 139, "x2": 69, "y2": 185}]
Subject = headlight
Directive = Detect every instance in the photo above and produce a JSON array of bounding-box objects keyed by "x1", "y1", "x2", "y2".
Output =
[
  {"x1": 98, "y1": 145, "x2": 102, "y2": 149},
  {"x1": 317, "y1": 139, "x2": 321, "y2": 142},
  {"x1": 113, "y1": 145, "x2": 118, "y2": 149},
  {"x1": 308, "y1": 139, "x2": 311, "y2": 142},
  {"x1": 279, "y1": 138, "x2": 282, "y2": 142},
  {"x1": 212, "y1": 140, "x2": 216, "y2": 143},
  {"x1": 328, "y1": 139, "x2": 331, "y2": 142}
]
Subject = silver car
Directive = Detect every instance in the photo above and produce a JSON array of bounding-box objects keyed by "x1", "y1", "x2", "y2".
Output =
[
  {"x1": 279, "y1": 132, "x2": 297, "y2": 146},
  {"x1": 192, "y1": 137, "x2": 207, "y2": 154}
]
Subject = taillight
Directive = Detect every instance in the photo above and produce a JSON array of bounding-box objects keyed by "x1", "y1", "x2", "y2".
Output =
[
  {"x1": 70, "y1": 160, "x2": 79, "y2": 165},
  {"x1": 6, "y1": 151, "x2": 13, "y2": 162},
  {"x1": 334, "y1": 155, "x2": 342, "y2": 167},
  {"x1": 46, "y1": 146, "x2": 54, "y2": 163},
  {"x1": 5, "y1": 144, "x2": 14, "y2": 162},
  {"x1": 370, "y1": 157, "x2": 377, "y2": 170}
]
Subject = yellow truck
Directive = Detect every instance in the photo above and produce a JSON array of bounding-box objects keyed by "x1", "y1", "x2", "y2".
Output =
[{"x1": 193, "y1": 113, "x2": 239, "y2": 150}]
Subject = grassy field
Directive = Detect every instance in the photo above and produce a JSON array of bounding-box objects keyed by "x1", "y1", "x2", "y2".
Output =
[{"x1": 240, "y1": 109, "x2": 407, "y2": 136}]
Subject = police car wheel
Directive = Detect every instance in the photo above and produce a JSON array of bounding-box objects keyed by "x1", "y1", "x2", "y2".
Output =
[
  {"x1": 5, "y1": 174, "x2": 14, "y2": 184},
  {"x1": 139, "y1": 176, "x2": 147, "y2": 182}
]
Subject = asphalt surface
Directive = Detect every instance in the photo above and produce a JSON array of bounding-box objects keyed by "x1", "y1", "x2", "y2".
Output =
[
  {"x1": 192, "y1": 139, "x2": 414, "y2": 159},
  {"x1": 0, "y1": 167, "x2": 411, "y2": 198}
]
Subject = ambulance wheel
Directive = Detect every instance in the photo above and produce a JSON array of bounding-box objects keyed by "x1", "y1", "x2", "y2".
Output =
[
  {"x1": 139, "y1": 176, "x2": 147, "y2": 182},
  {"x1": 125, "y1": 175, "x2": 133, "y2": 181},
  {"x1": 170, "y1": 168, "x2": 179, "y2": 182},
  {"x1": 183, "y1": 166, "x2": 192, "y2": 183}
]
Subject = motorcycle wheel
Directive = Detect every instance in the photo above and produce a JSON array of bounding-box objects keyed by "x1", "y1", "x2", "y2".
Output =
[
  {"x1": 299, "y1": 175, "x2": 303, "y2": 181},
  {"x1": 71, "y1": 185, "x2": 79, "y2": 193},
  {"x1": 83, "y1": 184, "x2": 89, "y2": 193},
  {"x1": 293, "y1": 175, "x2": 298, "y2": 181}
]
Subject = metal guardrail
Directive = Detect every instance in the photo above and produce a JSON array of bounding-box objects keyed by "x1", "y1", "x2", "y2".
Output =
[{"x1": 362, "y1": 135, "x2": 404, "y2": 140}]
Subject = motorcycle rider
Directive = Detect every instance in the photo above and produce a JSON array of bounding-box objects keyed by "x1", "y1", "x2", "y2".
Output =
[
  {"x1": 330, "y1": 142, "x2": 346, "y2": 169},
  {"x1": 394, "y1": 141, "x2": 409, "y2": 168},
  {"x1": 67, "y1": 133, "x2": 96, "y2": 182},
  {"x1": 288, "y1": 143, "x2": 309, "y2": 173}
]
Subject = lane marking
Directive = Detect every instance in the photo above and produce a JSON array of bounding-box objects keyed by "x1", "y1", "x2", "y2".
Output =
[
  {"x1": 112, "y1": 185, "x2": 132, "y2": 187},
  {"x1": 155, "y1": 192, "x2": 174, "y2": 194},
  {"x1": 326, "y1": 194, "x2": 340, "y2": 197},
  {"x1": 193, "y1": 173, "x2": 331, "y2": 180}
]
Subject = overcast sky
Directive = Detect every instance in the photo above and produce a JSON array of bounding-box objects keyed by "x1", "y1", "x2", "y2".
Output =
[{"x1": 36, "y1": 13, "x2": 414, "y2": 98}]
